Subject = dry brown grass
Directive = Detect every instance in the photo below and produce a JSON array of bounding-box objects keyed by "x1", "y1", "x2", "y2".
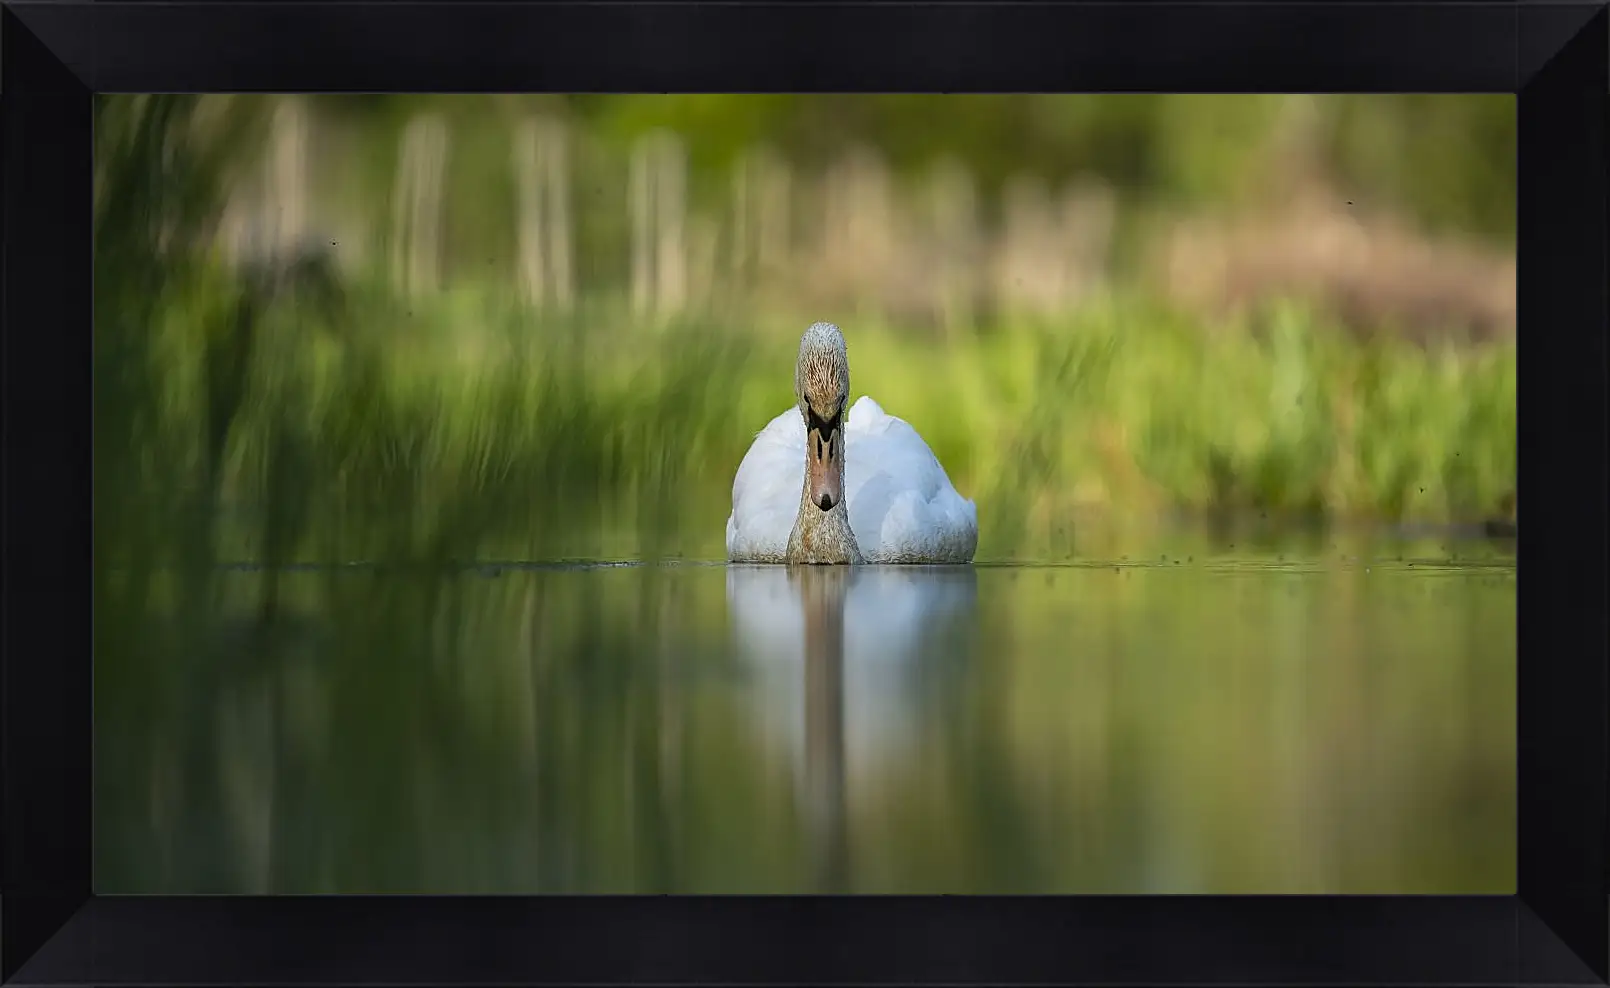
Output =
[{"x1": 1157, "y1": 186, "x2": 1514, "y2": 346}]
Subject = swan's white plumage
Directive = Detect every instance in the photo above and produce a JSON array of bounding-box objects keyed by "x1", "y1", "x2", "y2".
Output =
[{"x1": 726, "y1": 395, "x2": 979, "y2": 563}]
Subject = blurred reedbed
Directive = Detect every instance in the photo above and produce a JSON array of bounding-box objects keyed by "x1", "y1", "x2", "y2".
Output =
[
  {"x1": 213, "y1": 97, "x2": 1516, "y2": 342},
  {"x1": 94, "y1": 95, "x2": 1518, "y2": 583}
]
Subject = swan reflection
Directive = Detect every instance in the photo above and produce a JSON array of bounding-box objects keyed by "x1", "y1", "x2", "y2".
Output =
[{"x1": 726, "y1": 564, "x2": 979, "y2": 889}]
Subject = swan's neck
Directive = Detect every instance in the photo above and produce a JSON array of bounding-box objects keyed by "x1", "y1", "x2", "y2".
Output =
[{"x1": 787, "y1": 470, "x2": 864, "y2": 565}]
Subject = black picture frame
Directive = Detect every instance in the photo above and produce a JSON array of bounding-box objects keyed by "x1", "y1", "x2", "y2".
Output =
[{"x1": 3, "y1": 2, "x2": 1604, "y2": 984}]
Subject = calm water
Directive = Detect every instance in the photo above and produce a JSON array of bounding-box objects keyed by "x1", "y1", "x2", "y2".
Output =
[{"x1": 95, "y1": 531, "x2": 1516, "y2": 894}]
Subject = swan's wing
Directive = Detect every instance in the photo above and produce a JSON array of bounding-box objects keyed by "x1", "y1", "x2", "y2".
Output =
[
  {"x1": 844, "y1": 397, "x2": 980, "y2": 563},
  {"x1": 726, "y1": 407, "x2": 805, "y2": 562}
]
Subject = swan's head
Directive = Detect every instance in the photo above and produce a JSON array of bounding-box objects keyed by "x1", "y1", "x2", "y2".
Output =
[{"x1": 795, "y1": 322, "x2": 850, "y2": 512}]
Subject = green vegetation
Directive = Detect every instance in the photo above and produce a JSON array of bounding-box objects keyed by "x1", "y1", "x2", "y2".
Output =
[
  {"x1": 96, "y1": 561, "x2": 1516, "y2": 894},
  {"x1": 93, "y1": 95, "x2": 1516, "y2": 581},
  {"x1": 106, "y1": 275, "x2": 1516, "y2": 567},
  {"x1": 93, "y1": 95, "x2": 1516, "y2": 897},
  {"x1": 315, "y1": 94, "x2": 1518, "y2": 254}
]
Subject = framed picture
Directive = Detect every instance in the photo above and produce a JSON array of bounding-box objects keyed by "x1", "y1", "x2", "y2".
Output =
[{"x1": 4, "y1": 3, "x2": 1604, "y2": 984}]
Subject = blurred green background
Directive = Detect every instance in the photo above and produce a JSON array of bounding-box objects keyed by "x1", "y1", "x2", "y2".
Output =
[
  {"x1": 94, "y1": 94, "x2": 1515, "y2": 574},
  {"x1": 94, "y1": 95, "x2": 1516, "y2": 894}
]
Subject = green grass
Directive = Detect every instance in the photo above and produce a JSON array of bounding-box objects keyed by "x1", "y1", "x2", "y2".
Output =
[
  {"x1": 96, "y1": 265, "x2": 1516, "y2": 572},
  {"x1": 91, "y1": 95, "x2": 1516, "y2": 576}
]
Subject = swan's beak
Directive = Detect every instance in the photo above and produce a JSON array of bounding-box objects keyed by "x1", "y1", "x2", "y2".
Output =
[{"x1": 806, "y1": 424, "x2": 843, "y2": 512}]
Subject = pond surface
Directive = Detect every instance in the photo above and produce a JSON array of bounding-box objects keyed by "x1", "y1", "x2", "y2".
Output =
[{"x1": 95, "y1": 530, "x2": 1515, "y2": 894}]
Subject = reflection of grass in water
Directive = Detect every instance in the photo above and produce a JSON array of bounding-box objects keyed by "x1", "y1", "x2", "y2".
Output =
[
  {"x1": 96, "y1": 566, "x2": 812, "y2": 893},
  {"x1": 96, "y1": 563, "x2": 1514, "y2": 894}
]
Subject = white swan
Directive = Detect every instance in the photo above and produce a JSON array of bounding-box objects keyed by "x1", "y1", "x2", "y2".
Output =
[{"x1": 725, "y1": 322, "x2": 979, "y2": 564}]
